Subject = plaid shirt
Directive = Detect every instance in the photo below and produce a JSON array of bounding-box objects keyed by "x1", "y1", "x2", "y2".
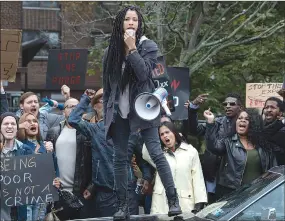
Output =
[{"x1": 1, "y1": 142, "x2": 18, "y2": 158}]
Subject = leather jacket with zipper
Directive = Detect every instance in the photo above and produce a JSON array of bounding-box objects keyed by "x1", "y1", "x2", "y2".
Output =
[{"x1": 206, "y1": 123, "x2": 277, "y2": 189}]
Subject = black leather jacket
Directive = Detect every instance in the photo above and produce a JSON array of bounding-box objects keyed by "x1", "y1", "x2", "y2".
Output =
[
  {"x1": 262, "y1": 120, "x2": 285, "y2": 165},
  {"x1": 188, "y1": 107, "x2": 235, "y2": 182},
  {"x1": 205, "y1": 123, "x2": 277, "y2": 189},
  {"x1": 46, "y1": 121, "x2": 92, "y2": 196},
  {"x1": 103, "y1": 37, "x2": 160, "y2": 139}
]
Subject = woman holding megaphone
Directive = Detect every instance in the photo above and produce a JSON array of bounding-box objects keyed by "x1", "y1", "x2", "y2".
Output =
[{"x1": 102, "y1": 5, "x2": 182, "y2": 220}]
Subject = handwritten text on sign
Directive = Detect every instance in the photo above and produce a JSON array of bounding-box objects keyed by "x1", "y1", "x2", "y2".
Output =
[
  {"x1": 246, "y1": 83, "x2": 282, "y2": 108},
  {"x1": 46, "y1": 49, "x2": 88, "y2": 90},
  {"x1": 0, "y1": 29, "x2": 22, "y2": 82},
  {"x1": 0, "y1": 153, "x2": 58, "y2": 207}
]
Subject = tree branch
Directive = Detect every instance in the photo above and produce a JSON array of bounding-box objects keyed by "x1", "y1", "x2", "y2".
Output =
[
  {"x1": 188, "y1": 2, "x2": 207, "y2": 51},
  {"x1": 199, "y1": 2, "x2": 239, "y2": 45},
  {"x1": 180, "y1": 2, "x2": 260, "y2": 68},
  {"x1": 250, "y1": 1, "x2": 277, "y2": 25},
  {"x1": 166, "y1": 3, "x2": 186, "y2": 47},
  {"x1": 190, "y1": 19, "x2": 284, "y2": 74},
  {"x1": 202, "y1": 1, "x2": 267, "y2": 48}
]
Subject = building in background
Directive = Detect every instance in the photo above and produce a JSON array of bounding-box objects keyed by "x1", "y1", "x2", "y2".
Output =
[{"x1": 1, "y1": 1, "x2": 112, "y2": 110}]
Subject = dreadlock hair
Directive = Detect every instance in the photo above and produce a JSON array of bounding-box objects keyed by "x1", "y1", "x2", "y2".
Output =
[
  {"x1": 103, "y1": 5, "x2": 145, "y2": 93},
  {"x1": 225, "y1": 92, "x2": 242, "y2": 105}
]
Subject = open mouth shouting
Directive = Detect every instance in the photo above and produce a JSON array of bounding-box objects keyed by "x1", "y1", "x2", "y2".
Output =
[
  {"x1": 164, "y1": 137, "x2": 171, "y2": 145},
  {"x1": 28, "y1": 125, "x2": 38, "y2": 134},
  {"x1": 236, "y1": 121, "x2": 248, "y2": 135},
  {"x1": 30, "y1": 108, "x2": 37, "y2": 115},
  {"x1": 264, "y1": 113, "x2": 274, "y2": 122}
]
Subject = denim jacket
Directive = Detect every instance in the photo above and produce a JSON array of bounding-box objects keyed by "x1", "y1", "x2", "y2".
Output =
[
  {"x1": 68, "y1": 94, "x2": 115, "y2": 192},
  {"x1": 21, "y1": 140, "x2": 59, "y2": 177}
]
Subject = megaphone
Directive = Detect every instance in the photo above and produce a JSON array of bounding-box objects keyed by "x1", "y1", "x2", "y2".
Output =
[{"x1": 134, "y1": 87, "x2": 171, "y2": 121}]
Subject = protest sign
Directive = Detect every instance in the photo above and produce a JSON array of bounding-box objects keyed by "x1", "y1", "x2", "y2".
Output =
[
  {"x1": 152, "y1": 56, "x2": 175, "y2": 112},
  {"x1": 46, "y1": 49, "x2": 88, "y2": 90},
  {"x1": 246, "y1": 83, "x2": 282, "y2": 108},
  {"x1": 0, "y1": 153, "x2": 59, "y2": 207},
  {"x1": 0, "y1": 29, "x2": 22, "y2": 82},
  {"x1": 167, "y1": 67, "x2": 190, "y2": 120}
]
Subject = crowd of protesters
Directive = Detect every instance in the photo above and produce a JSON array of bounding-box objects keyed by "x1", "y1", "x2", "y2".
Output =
[
  {"x1": 1, "y1": 80, "x2": 284, "y2": 221},
  {"x1": 1, "y1": 5, "x2": 284, "y2": 221}
]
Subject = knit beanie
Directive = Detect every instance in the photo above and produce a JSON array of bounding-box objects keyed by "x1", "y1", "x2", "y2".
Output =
[{"x1": 0, "y1": 112, "x2": 19, "y2": 129}]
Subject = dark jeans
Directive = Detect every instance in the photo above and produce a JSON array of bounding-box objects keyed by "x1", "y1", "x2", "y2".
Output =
[
  {"x1": 111, "y1": 115, "x2": 175, "y2": 206},
  {"x1": 215, "y1": 184, "x2": 235, "y2": 201},
  {"x1": 94, "y1": 191, "x2": 117, "y2": 217},
  {"x1": 79, "y1": 197, "x2": 97, "y2": 219},
  {"x1": 128, "y1": 180, "x2": 139, "y2": 215}
]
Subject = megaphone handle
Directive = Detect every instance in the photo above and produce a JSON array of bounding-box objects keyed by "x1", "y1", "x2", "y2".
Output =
[{"x1": 162, "y1": 99, "x2": 171, "y2": 116}]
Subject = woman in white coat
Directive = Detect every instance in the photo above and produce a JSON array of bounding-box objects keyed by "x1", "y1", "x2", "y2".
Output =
[{"x1": 142, "y1": 121, "x2": 207, "y2": 214}]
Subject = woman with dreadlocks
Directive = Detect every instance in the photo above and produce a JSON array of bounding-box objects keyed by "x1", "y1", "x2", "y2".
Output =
[{"x1": 102, "y1": 5, "x2": 182, "y2": 220}]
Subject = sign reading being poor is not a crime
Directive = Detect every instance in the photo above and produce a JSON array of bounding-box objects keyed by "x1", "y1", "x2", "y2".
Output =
[
  {"x1": 0, "y1": 153, "x2": 59, "y2": 207},
  {"x1": 46, "y1": 49, "x2": 88, "y2": 90}
]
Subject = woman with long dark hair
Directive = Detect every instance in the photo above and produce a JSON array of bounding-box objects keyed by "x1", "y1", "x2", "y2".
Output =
[
  {"x1": 17, "y1": 113, "x2": 60, "y2": 220},
  {"x1": 102, "y1": 5, "x2": 181, "y2": 220},
  {"x1": 142, "y1": 121, "x2": 207, "y2": 214},
  {"x1": 204, "y1": 108, "x2": 277, "y2": 200}
]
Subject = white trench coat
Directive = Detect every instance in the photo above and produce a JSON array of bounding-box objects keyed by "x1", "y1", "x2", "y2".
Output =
[{"x1": 142, "y1": 142, "x2": 207, "y2": 214}]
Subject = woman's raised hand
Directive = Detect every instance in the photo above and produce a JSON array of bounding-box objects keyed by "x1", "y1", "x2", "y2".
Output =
[{"x1": 203, "y1": 108, "x2": 215, "y2": 124}]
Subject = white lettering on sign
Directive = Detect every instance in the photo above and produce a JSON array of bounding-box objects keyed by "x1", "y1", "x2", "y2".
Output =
[{"x1": 173, "y1": 96, "x2": 179, "y2": 107}]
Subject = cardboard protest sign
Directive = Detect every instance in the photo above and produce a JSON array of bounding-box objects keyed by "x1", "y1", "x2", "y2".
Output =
[
  {"x1": 246, "y1": 83, "x2": 282, "y2": 108},
  {"x1": 46, "y1": 49, "x2": 88, "y2": 90},
  {"x1": 167, "y1": 67, "x2": 190, "y2": 120},
  {"x1": 0, "y1": 153, "x2": 59, "y2": 207},
  {"x1": 0, "y1": 29, "x2": 22, "y2": 82}
]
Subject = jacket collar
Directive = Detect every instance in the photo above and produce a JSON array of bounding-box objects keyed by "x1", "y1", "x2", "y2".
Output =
[
  {"x1": 179, "y1": 142, "x2": 188, "y2": 151},
  {"x1": 22, "y1": 139, "x2": 46, "y2": 154},
  {"x1": 59, "y1": 120, "x2": 67, "y2": 131},
  {"x1": 139, "y1": 35, "x2": 148, "y2": 45},
  {"x1": 2, "y1": 140, "x2": 19, "y2": 154},
  {"x1": 231, "y1": 133, "x2": 239, "y2": 141},
  {"x1": 164, "y1": 142, "x2": 188, "y2": 154}
]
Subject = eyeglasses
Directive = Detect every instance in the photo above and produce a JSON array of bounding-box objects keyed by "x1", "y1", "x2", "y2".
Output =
[
  {"x1": 64, "y1": 105, "x2": 77, "y2": 110},
  {"x1": 222, "y1": 102, "x2": 237, "y2": 107}
]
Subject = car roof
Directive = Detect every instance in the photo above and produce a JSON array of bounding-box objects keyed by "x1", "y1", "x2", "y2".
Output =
[
  {"x1": 268, "y1": 165, "x2": 285, "y2": 176},
  {"x1": 196, "y1": 166, "x2": 285, "y2": 221},
  {"x1": 221, "y1": 167, "x2": 284, "y2": 220}
]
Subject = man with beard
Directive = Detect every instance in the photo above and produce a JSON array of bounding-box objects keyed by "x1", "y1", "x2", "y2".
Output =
[
  {"x1": 262, "y1": 97, "x2": 285, "y2": 165},
  {"x1": 185, "y1": 92, "x2": 243, "y2": 203}
]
